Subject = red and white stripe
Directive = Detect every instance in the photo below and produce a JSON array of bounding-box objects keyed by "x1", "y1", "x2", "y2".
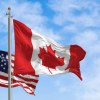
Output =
[
  {"x1": 13, "y1": 19, "x2": 86, "y2": 80},
  {"x1": 0, "y1": 54, "x2": 39, "y2": 94}
]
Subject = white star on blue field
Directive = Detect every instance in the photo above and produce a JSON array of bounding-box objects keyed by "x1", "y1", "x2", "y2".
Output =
[
  {"x1": 0, "y1": 0, "x2": 100, "y2": 100},
  {"x1": 0, "y1": 51, "x2": 8, "y2": 73}
]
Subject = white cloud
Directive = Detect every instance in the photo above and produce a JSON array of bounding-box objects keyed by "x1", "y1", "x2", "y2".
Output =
[
  {"x1": 0, "y1": 0, "x2": 47, "y2": 30},
  {"x1": 53, "y1": 67, "x2": 100, "y2": 99},
  {"x1": 0, "y1": 35, "x2": 8, "y2": 50},
  {"x1": 0, "y1": 0, "x2": 62, "y2": 52},
  {"x1": 48, "y1": 0, "x2": 100, "y2": 40},
  {"x1": 59, "y1": 86, "x2": 67, "y2": 93},
  {"x1": 73, "y1": 30, "x2": 100, "y2": 56},
  {"x1": 63, "y1": 25, "x2": 80, "y2": 33},
  {"x1": 49, "y1": 0, "x2": 100, "y2": 27},
  {"x1": 48, "y1": 0, "x2": 100, "y2": 55},
  {"x1": 12, "y1": 1, "x2": 46, "y2": 28},
  {"x1": 48, "y1": 1, "x2": 100, "y2": 99},
  {"x1": 54, "y1": 79, "x2": 69, "y2": 94},
  {"x1": 75, "y1": 73, "x2": 100, "y2": 100}
]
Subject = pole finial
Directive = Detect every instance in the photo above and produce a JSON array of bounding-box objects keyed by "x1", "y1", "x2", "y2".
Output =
[{"x1": 8, "y1": 7, "x2": 11, "y2": 10}]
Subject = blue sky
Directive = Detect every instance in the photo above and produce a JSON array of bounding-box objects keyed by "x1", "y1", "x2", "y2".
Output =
[{"x1": 0, "y1": 0, "x2": 100, "y2": 100}]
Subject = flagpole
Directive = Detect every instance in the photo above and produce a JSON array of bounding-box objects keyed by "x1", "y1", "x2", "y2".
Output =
[{"x1": 7, "y1": 7, "x2": 12, "y2": 100}]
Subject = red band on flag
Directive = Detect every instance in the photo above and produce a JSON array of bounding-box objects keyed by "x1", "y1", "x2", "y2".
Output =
[
  {"x1": 66, "y1": 45, "x2": 86, "y2": 80},
  {"x1": 13, "y1": 20, "x2": 35, "y2": 75}
]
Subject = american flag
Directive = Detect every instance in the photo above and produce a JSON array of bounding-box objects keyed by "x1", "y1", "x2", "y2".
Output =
[{"x1": 0, "y1": 50, "x2": 39, "y2": 94}]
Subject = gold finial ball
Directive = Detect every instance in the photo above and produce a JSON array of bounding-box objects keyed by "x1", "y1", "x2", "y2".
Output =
[{"x1": 8, "y1": 7, "x2": 11, "y2": 10}]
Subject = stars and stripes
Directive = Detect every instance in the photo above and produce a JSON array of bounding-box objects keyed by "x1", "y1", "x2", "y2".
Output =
[{"x1": 0, "y1": 50, "x2": 39, "y2": 94}]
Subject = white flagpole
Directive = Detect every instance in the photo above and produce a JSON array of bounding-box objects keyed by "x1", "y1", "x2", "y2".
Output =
[{"x1": 7, "y1": 7, "x2": 12, "y2": 100}]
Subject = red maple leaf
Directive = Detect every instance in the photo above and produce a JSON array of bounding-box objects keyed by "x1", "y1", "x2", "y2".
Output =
[{"x1": 38, "y1": 45, "x2": 64, "y2": 73}]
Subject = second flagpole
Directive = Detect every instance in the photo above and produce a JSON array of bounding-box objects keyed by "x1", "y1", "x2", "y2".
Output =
[{"x1": 7, "y1": 7, "x2": 12, "y2": 100}]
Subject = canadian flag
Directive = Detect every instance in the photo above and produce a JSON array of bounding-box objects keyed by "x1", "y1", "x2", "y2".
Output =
[{"x1": 13, "y1": 19, "x2": 86, "y2": 80}]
